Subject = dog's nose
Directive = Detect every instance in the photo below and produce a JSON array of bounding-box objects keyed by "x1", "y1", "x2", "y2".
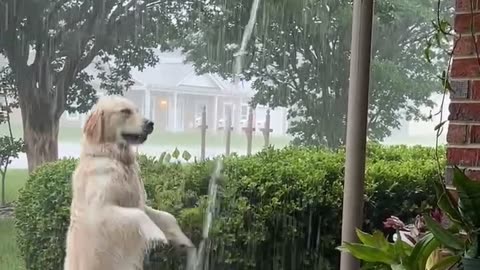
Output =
[{"x1": 144, "y1": 119, "x2": 154, "y2": 134}]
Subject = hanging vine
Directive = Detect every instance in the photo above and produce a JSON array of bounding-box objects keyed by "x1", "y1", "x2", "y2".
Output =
[{"x1": 424, "y1": 0, "x2": 459, "y2": 180}]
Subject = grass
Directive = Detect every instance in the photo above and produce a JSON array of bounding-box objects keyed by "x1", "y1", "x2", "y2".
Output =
[
  {"x1": 1, "y1": 123, "x2": 291, "y2": 149},
  {"x1": 0, "y1": 219, "x2": 24, "y2": 270},
  {"x1": 2, "y1": 170, "x2": 29, "y2": 203},
  {"x1": 0, "y1": 169, "x2": 28, "y2": 270}
]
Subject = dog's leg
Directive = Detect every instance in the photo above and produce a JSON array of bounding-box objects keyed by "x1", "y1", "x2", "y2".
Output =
[
  {"x1": 144, "y1": 206, "x2": 194, "y2": 249},
  {"x1": 104, "y1": 205, "x2": 169, "y2": 245}
]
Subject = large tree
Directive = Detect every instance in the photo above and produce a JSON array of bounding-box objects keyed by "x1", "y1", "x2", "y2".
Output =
[
  {"x1": 0, "y1": 0, "x2": 194, "y2": 171},
  {"x1": 182, "y1": 0, "x2": 445, "y2": 148}
]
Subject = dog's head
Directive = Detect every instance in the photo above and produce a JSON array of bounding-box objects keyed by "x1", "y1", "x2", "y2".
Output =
[{"x1": 83, "y1": 96, "x2": 154, "y2": 145}]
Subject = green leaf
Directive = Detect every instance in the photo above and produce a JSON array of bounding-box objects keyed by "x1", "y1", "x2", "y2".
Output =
[
  {"x1": 432, "y1": 180, "x2": 463, "y2": 226},
  {"x1": 439, "y1": 20, "x2": 451, "y2": 36},
  {"x1": 407, "y1": 232, "x2": 440, "y2": 270},
  {"x1": 164, "y1": 153, "x2": 172, "y2": 163},
  {"x1": 391, "y1": 265, "x2": 407, "y2": 270},
  {"x1": 172, "y1": 148, "x2": 180, "y2": 159},
  {"x1": 437, "y1": 71, "x2": 451, "y2": 92},
  {"x1": 158, "y1": 152, "x2": 166, "y2": 163},
  {"x1": 356, "y1": 229, "x2": 391, "y2": 251},
  {"x1": 434, "y1": 121, "x2": 447, "y2": 132},
  {"x1": 423, "y1": 215, "x2": 464, "y2": 251},
  {"x1": 429, "y1": 255, "x2": 460, "y2": 270},
  {"x1": 452, "y1": 166, "x2": 480, "y2": 227},
  {"x1": 337, "y1": 243, "x2": 397, "y2": 265},
  {"x1": 182, "y1": 150, "x2": 192, "y2": 161}
]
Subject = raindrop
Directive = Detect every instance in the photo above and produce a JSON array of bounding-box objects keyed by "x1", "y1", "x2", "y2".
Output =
[
  {"x1": 186, "y1": 158, "x2": 222, "y2": 270},
  {"x1": 233, "y1": 0, "x2": 261, "y2": 83}
]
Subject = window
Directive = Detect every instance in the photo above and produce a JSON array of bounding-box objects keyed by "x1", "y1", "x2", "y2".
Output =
[
  {"x1": 240, "y1": 103, "x2": 248, "y2": 120},
  {"x1": 194, "y1": 103, "x2": 207, "y2": 127}
]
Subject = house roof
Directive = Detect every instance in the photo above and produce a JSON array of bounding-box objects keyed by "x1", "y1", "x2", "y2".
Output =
[
  {"x1": 131, "y1": 62, "x2": 194, "y2": 88},
  {"x1": 131, "y1": 50, "x2": 254, "y2": 97}
]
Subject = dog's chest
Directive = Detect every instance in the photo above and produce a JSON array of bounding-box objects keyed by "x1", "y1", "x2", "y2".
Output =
[{"x1": 117, "y1": 164, "x2": 146, "y2": 208}]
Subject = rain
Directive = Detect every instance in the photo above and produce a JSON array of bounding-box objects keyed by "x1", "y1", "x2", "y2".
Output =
[{"x1": 0, "y1": 0, "x2": 458, "y2": 270}]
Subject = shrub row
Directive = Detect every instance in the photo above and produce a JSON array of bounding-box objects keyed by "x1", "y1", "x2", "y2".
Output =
[{"x1": 15, "y1": 144, "x2": 445, "y2": 270}]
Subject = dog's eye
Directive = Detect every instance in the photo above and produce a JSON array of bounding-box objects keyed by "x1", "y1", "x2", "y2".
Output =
[{"x1": 120, "y1": 108, "x2": 132, "y2": 115}]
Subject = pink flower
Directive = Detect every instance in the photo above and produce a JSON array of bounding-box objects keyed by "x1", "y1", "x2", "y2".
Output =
[
  {"x1": 431, "y1": 208, "x2": 443, "y2": 224},
  {"x1": 383, "y1": 216, "x2": 406, "y2": 230}
]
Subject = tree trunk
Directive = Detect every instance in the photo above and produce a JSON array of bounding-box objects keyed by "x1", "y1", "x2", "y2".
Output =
[
  {"x1": 23, "y1": 118, "x2": 59, "y2": 173},
  {"x1": 17, "y1": 81, "x2": 62, "y2": 173},
  {"x1": 6, "y1": 38, "x2": 68, "y2": 173}
]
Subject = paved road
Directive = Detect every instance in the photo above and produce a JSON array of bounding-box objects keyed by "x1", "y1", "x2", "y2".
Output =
[{"x1": 8, "y1": 142, "x2": 253, "y2": 169}]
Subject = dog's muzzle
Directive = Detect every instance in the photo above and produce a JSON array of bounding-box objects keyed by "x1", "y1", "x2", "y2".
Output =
[{"x1": 143, "y1": 119, "x2": 154, "y2": 135}]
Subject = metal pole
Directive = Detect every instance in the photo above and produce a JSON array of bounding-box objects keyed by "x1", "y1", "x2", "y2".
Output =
[
  {"x1": 200, "y1": 106, "x2": 207, "y2": 161},
  {"x1": 246, "y1": 107, "x2": 253, "y2": 156},
  {"x1": 340, "y1": 0, "x2": 374, "y2": 270},
  {"x1": 225, "y1": 109, "x2": 232, "y2": 156},
  {"x1": 262, "y1": 109, "x2": 271, "y2": 148}
]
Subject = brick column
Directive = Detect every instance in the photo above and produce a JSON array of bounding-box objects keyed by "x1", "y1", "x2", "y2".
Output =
[{"x1": 447, "y1": 0, "x2": 480, "y2": 183}]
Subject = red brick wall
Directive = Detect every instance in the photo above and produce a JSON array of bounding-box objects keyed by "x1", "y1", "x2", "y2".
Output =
[{"x1": 447, "y1": 0, "x2": 480, "y2": 183}]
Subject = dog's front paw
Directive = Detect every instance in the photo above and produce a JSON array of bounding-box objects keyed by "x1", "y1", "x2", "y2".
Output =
[{"x1": 139, "y1": 220, "x2": 168, "y2": 246}]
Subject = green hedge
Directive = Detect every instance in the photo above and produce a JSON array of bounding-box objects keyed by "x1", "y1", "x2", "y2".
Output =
[
  {"x1": 15, "y1": 158, "x2": 76, "y2": 270},
  {"x1": 15, "y1": 145, "x2": 444, "y2": 270}
]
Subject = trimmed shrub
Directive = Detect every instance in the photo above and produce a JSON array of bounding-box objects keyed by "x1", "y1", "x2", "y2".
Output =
[
  {"x1": 209, "y1": 146, "x2": 441, "y2": 270},
  {"x1": 15, "y1": 158, "x2": 77, "y2": 270},
  {"x1": 15, "y1": 145, "x2": 444, "y2": 270}
]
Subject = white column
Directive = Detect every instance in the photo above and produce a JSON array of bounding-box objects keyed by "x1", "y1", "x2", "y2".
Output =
[
  {"x1": 80, "y1": 113, "x2": 86, "y2": 129},
  {"x1": 234, "y1": 101, "x2": 240, "y2": 132},
  {"x1": 213, "y1": 96, "x2": 218, "y2": 133},
  {"x1": 173, "y1": 92, "x2": 178, "y2": 132},
  {"x1": 144, "y1": 89, "x2": 151, "y2": 119}
]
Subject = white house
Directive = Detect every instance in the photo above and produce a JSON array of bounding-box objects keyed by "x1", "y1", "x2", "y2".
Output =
[{"x1": 64, "y1": 50, "x2": 289, "y2": 136}]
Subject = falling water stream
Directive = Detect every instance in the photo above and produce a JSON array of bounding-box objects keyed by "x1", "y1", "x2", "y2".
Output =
[
  {"x1": 186, "y1": 1, "x2": 261, "y2": 269},
  {"x1": 233, "y1": 0, "x2": 261, "y2": 82},
  {"x1": 186, "y1": 158, "x2": 222, "y2": 270}
]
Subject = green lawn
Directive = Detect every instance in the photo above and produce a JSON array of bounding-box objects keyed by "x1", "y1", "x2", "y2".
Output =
[
  {"x1": 0, "y1": 219, "x2": 24, "y2": 270},
  {"x1": 2, "y1": 170, "x2": 29, "y2": 203},
  {"x1": 1, "y1": 123, "x2": 291, "y2": 149},
  {"x1": 0, "y1": 169, "x2": 28, "y2": 270}
]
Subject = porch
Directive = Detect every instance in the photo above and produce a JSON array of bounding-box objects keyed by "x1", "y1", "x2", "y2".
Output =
[{"x1": 146, "y1": 90, "x2": 249, "y2": 133}]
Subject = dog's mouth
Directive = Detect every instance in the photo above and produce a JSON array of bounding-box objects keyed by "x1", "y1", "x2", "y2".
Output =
[{"x1": 121, "y1": 133, "x2": 148, "y2": 144}]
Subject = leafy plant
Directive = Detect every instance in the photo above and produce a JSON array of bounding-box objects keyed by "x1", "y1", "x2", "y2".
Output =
[
  {"x1": 425, "y1": 167, "x2": 480, "y2": 266},
  {"x1": 15, "y1": 158, "x2": 76, "y2": 270},
  {"x1": 0, "y1": 78, "x2": 24, "y2": 206},
  {"x1": 337, "y1": 214, "x2": 456, "y2": 270},
  {"x1": 16, "y1": 146, "x2": 441, "y2": 270}
]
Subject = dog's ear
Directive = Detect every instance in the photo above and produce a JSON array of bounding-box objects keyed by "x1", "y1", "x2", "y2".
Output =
[{"x1": 84, "y1": 110, "x2": 104, "y2": 143}]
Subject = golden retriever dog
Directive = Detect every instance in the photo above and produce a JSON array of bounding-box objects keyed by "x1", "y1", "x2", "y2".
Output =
[{"x1": 64, "y1": 96, "x2": 194, "y2": 270}]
